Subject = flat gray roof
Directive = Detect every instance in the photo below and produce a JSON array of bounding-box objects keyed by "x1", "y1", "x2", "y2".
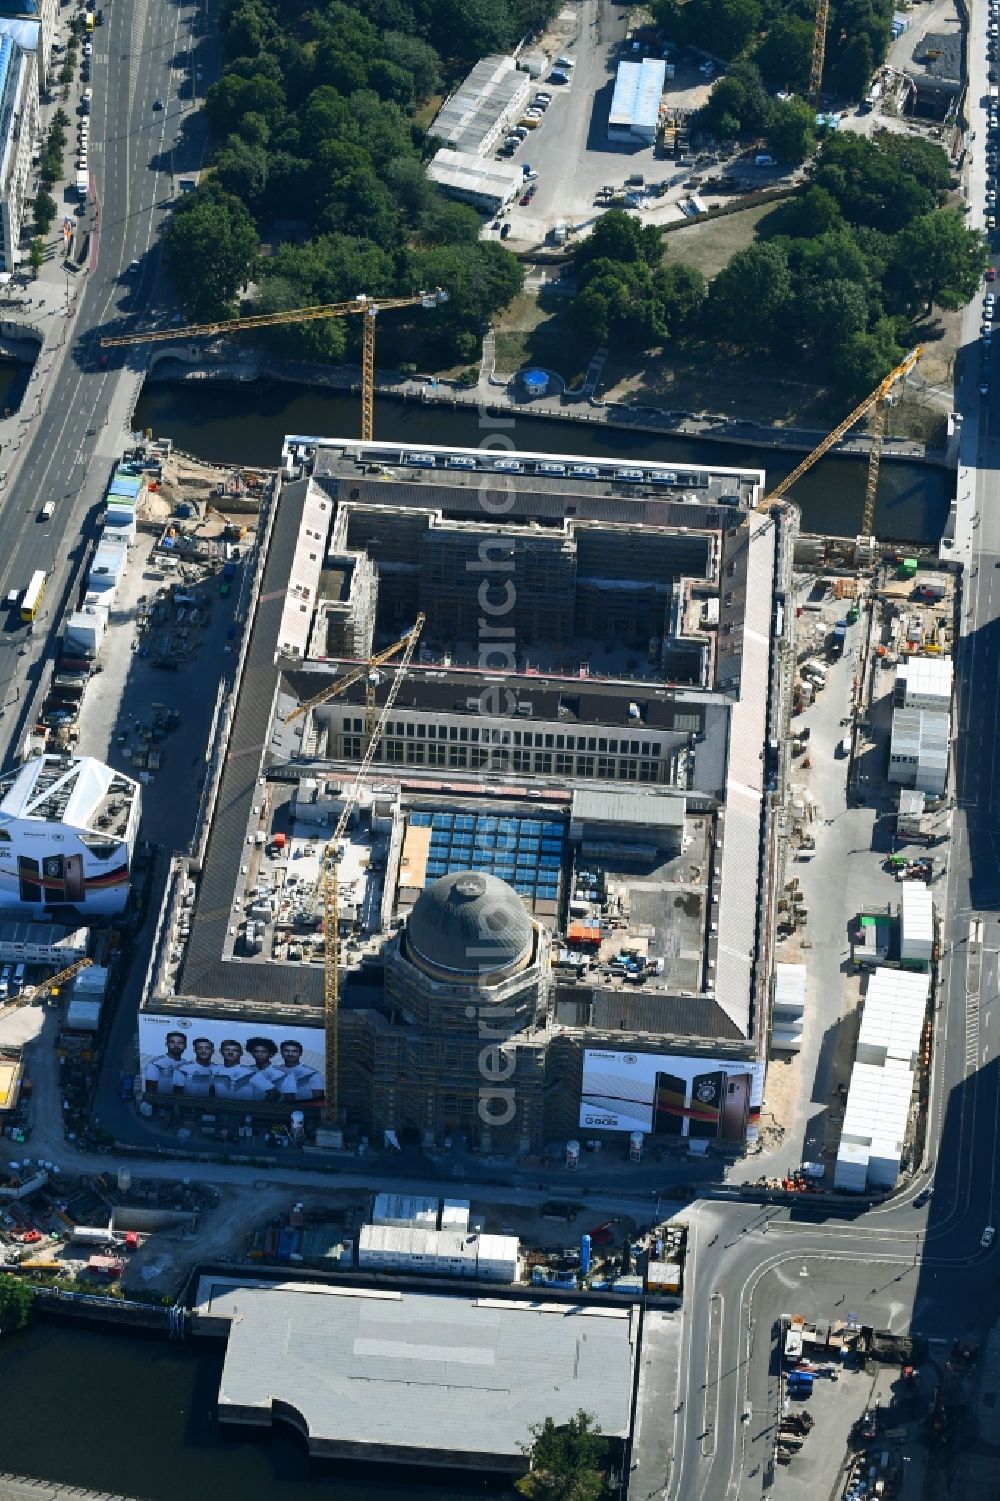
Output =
[
  {"x1": 571, "y1": 788, "x2": 687, "y2": 828},
  {"x1": 211, "y1": 1281, "x2": 636, "y2": 1471}
]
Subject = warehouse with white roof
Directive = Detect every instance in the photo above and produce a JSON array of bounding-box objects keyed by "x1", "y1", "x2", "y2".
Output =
[
  {"x1": 426, "y1": 149, "x2": 522, "y2": 213},
  {"x1": 834, "y1": 968, "x2": 929, "y2": 1192},
  {"x1": 607, "y1": 57, "x2": 666, "y2": 142},
  {"x1": 431, "y1": 55, "x2": 530, "y2": 155},
  {"x1": 202, "y1": 1279, "x2": 638, "y2": 1473}
]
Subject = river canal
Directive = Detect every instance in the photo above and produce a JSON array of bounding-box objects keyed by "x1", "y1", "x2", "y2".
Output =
[
  {"x1": 134, "y1": 382, "x2": 952, "y2": 545},
  {"x1": 0, "y1": 1322, "x2": 514, "y2": 1500}
]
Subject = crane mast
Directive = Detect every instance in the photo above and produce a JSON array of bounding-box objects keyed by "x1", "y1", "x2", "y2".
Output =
[
  {"x1": 315, "y1": 615, "x2": 424, "y2": 1122},
  {"x1": 99, "y1": 290, "x2": 448, "y2": 442}
]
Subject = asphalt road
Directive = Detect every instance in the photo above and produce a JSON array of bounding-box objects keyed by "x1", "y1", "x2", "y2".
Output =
[{"x1": 0, "y1": 0, "x2": 207, "y2": 765}]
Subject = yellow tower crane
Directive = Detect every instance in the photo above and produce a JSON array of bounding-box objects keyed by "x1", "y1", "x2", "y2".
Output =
[
  {"x1": 758, "y1": 347, "x2": 923, "y2": 545},
  {"x1": 285, "y1": 615, "x2": 426, "y2": 752},
  {"x1": 305, "y1": 615, "x2": 425, "y2": 1123},
  {"x1": 100, "y1": 290, "x2": 449, "y2": 442},
  {"x1": 809, "y1": 0, "x2": 831, "y2": 103},
  {"x1": 0, "y1": 957, "x2": 93, "y2": 1016}
]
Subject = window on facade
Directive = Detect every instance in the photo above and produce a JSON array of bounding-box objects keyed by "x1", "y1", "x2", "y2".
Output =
[
  {"x1": 598, "y1": 757, "x2": 614, "y2": 778},
  {"x1": 536, "y1": 752, "x2": 552, "y2": 773}
]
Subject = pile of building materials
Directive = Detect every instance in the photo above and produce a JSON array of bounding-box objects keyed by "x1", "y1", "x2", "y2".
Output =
[{"x1": 834, "y1": 967, "x2": 930, "y2": 1192}]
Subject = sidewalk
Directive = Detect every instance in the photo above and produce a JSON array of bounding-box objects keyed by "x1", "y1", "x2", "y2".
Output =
[{"x1": 0, "y1": 35, "x2": 100, "y2": 489}]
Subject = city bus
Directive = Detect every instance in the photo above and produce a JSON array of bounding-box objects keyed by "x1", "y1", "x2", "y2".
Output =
[{"x1": 20, "y1": 570, "x2": 45, "y2": 623}]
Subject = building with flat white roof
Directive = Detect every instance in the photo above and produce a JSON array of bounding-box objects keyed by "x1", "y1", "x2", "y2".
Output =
[
  {"x1": 200, "y1": 1279, "x2": 637, "y2": 1473},
  {"x1": 607, "y1": 57, "x2": 666, "y2": 142},
  {"x1": 431, "y1": 55, "x2": 531, "y2": 155},
  {"x1": 888, "y1": 707, "x2": 949, "y2": 795},
  {"x1": 899, "y1": 882, "x2": 934, "y2": 967},
  {"x1": 0, "y1": 26, "x2": 37, "y2": 274},
  {"x1": 834, "y1": 967, "x2": 928, "y2": 1191},
  {"x1": 0, "y1": 755, "x2": 140, "y2": 917},
  {"x1": 894, "y1": 655, "x2": 953, "y2": 713},
  {"x1": 427, "y1": 149, "x2": 522, "y2": 212}
]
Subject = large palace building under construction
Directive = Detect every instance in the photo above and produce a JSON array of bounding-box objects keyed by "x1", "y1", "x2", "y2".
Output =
[{"x1": 139, "y1": 437, "x2": 796, "y2": 1155}]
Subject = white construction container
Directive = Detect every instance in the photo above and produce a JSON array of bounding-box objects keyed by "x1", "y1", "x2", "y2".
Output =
[
  {"x1": 371, "y1": 1192, "x2": 439, "y2": 1229},
  {"x1": 475, "y1": 1233, "x2": 519, "y2": 1283},
  {"x1": 899, "y1": 882, "x2": 934, "y2": 966},
  {"x1": 65, "y1": 605, "x2": 108, "y2": 657},
  {"x1": 834, "y1": 1140, "x2": 869, "y2": 1192},
  {"x1": 439, "y1": 1198, "x2": 471, "y2": 1231}
]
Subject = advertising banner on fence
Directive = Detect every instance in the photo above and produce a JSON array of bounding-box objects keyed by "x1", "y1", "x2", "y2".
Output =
[
  {"x1": 138, "y1": 1013, "x2": 325, "y2": 1103},
  {"x1": 579, "y1": 1049, "x2": 765, "y2": 1142}
]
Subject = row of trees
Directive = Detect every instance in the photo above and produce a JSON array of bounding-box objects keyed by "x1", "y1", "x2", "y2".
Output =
[
  {"x1": 654, "y1": 0, "x2": 892, "y2": 102},
  {"x1": 569, "y1": 134, "x2": 985, "y2": 393},
  {"x1": 163, "y1": 0, "x2": 531, "y2": 361},
  {"x1": 33, "y1": 109, "x2": 72, "y2": 236}
]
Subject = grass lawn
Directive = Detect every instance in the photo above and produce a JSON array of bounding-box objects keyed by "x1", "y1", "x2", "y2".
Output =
[
  {"x1": 492, "y1": 290, "x2": 595, "y2": 385},
  {"x1": 660, "y1": 200, "x2": 786, "y2": 279}
]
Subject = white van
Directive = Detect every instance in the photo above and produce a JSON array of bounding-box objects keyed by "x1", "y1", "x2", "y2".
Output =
[{"x1": 39, "y1": 501, "x2": 55, "y2": 520}]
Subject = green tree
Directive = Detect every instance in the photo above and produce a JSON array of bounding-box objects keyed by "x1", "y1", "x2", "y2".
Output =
[
  {"x1": 755, "y1": 14, "x2": 813, "y2": 92},
  {"x1": 894, "y1": 210, "x2": 989, "y2": 313},
  {"x1": 831, "y1": 31, "x2": 874, "y2": 99},
  {"x1": 436, "y1": 0, "x2": 517, "y2": 63},
  {"x1": 205, "y1": 72, "x2": 285, "y2": 136},
  {"x1": 574, "y1": 210, "x2": 662, "y2": 275},
  {"x1": 516, "y1": 1411, "x2": 610, "y2": 1501},
  {"x1": 764, "y1": 95, "x2": 816, "y2": 163},
  {"x1": 28, "y1": 237, "x2": 45, "y2": 278},
  {"x1": 706, "y1": 241, "x2": 793, "y2": 344},
  {"x1": 215, "y1": 135, "x2": 269, "y2": 205},
  {"x1": 684, "y1": 0, "x2": 762, "y2": 57},
  {"x1": 164, "y1": 185, "x2": 259, "y2": 320},
  {"x1": 812, "y1": 133, "x2": 934, "y2": 232},
  {"x1": 651, "y1": 261, "x2": 707, "y2": 331},
  {"x1": 797, "y1": 277, "x2": 871, "y2": 347},
  {"x1": 0, "y1": 1273, "x2": 33, "y2": 1331},
  {"x1": 835, "y1": 314, "x2": 905, "y2": 392},
  {"x1": 874, "y1": 131, "x2": 952, "y2": 198},
  {"x1": 699, "y1": 62, "x2": 772, "y2": 139},
  {"x1": 381, "y1": 31, "x2": 441, "y2": 98},
  {"x1": 771, "y1": 183, "x2": 843, "y2": 238},
  {"x1": 33, "y1": 190, "x2": 57, "y2": 235}
]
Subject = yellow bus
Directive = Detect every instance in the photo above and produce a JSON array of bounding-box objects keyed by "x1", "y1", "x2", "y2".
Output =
[
  {"x1": 85, "y1": 11, "x2": 95, "y2": 29},
  {"x1": 20, "y1": 570, "x2": 45, "y2": 623}
]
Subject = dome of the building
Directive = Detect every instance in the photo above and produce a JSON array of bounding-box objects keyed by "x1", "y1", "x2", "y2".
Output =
[{"x1": 405, "y1": 871, "x2": 533, "y2": 980}]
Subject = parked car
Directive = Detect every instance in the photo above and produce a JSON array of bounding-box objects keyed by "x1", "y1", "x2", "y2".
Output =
[{"x1": 120, "y1": 1073, "x2": 134, "y2": 1102}]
